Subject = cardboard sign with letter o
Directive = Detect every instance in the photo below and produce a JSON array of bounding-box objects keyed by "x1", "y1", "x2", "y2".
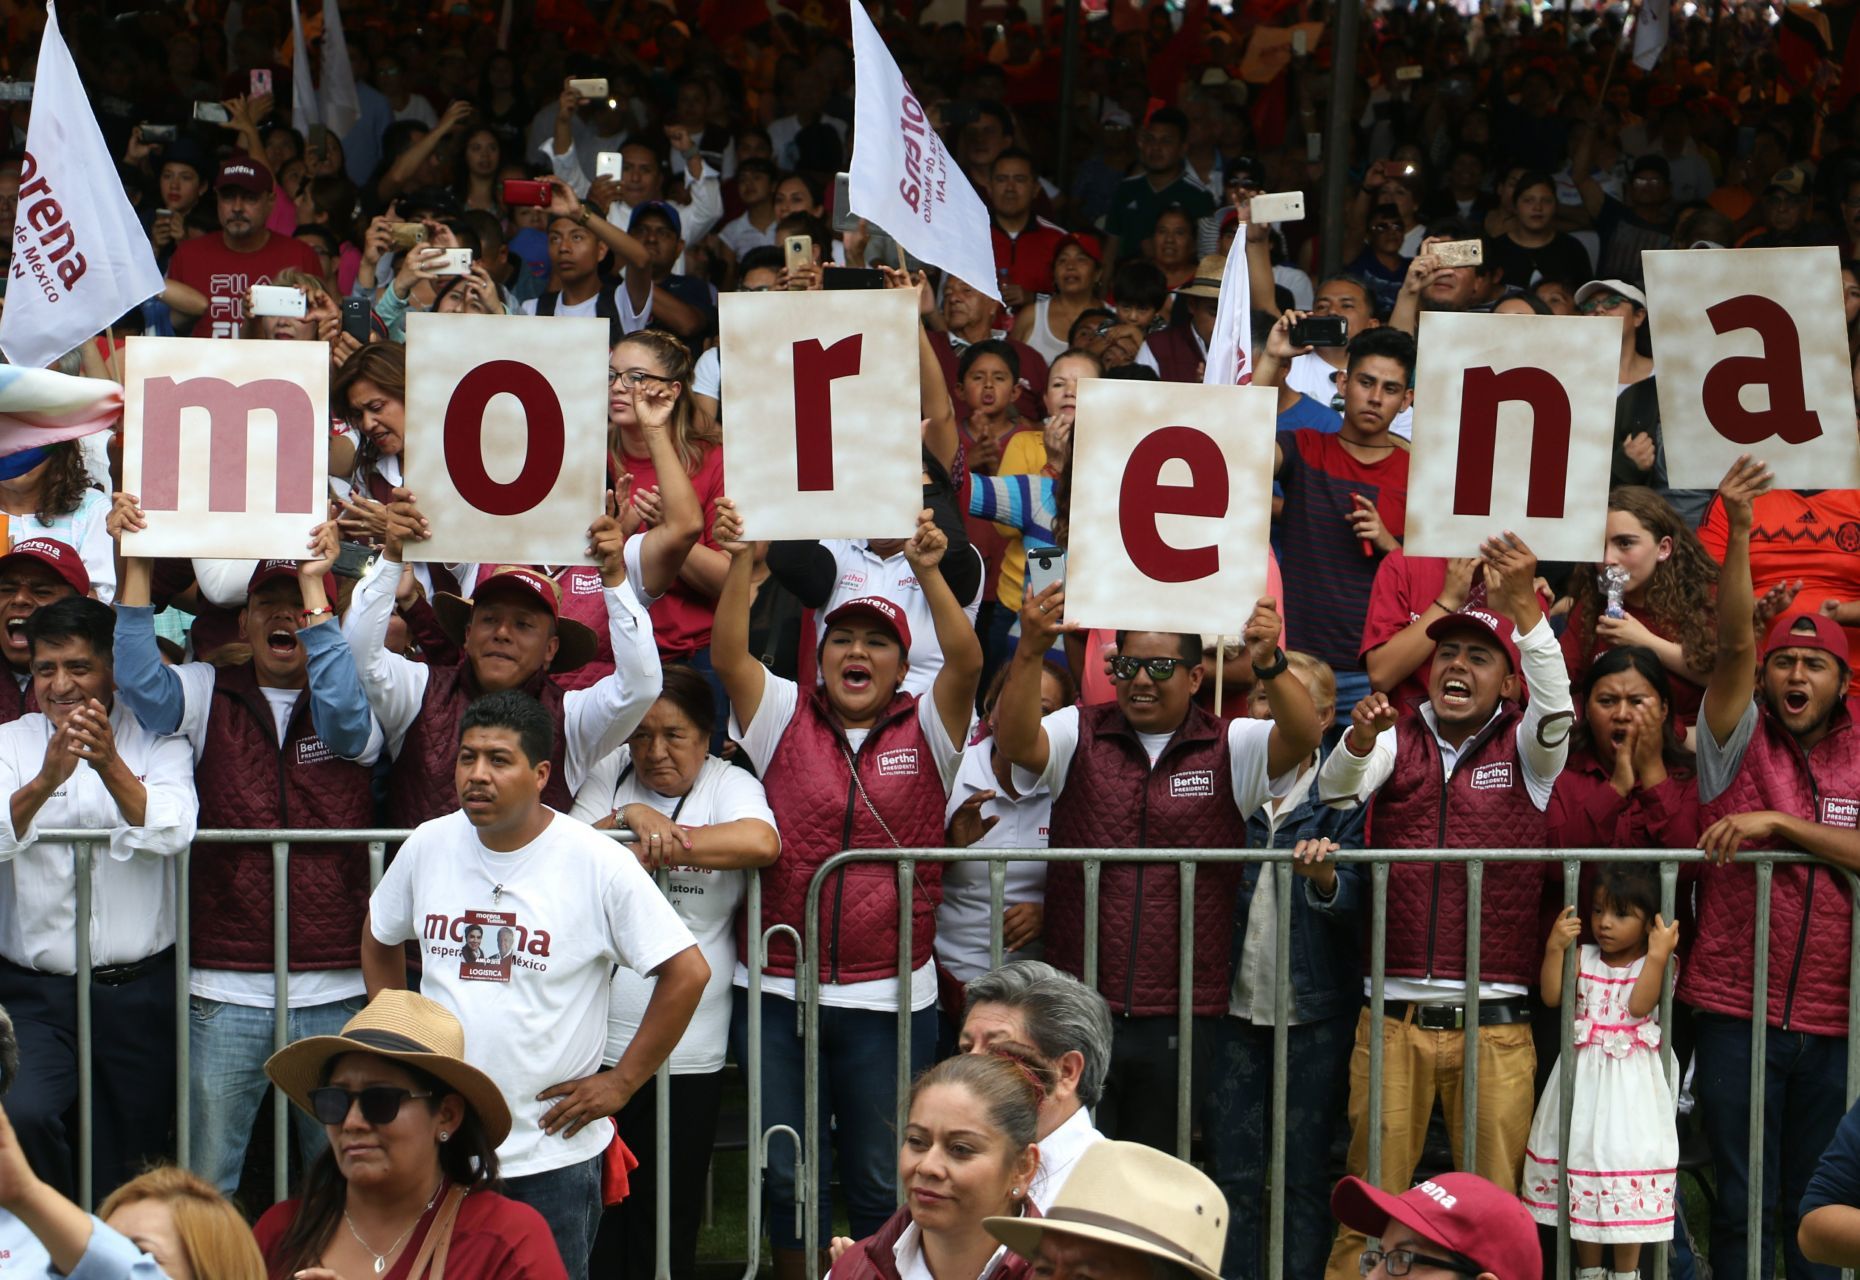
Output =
[
  {"x1": 719, "y1": 289, "x2": 923, "y2": 541},
  {"x1": 1064, "y1": 379, "x2": 1275, "y2": 636},
  {"x1": 1643, "y1": 247, "x2": 1860, "y2": 489},
  {"x1": 403, "y1": 313, "x2": 609, "y2": 565},
  {"x1": 121, "y1": 336, "x2": 330, "y2": 559},
  {"x1": 1405, "y1": 313, "x2": 1615, "y2": 563}
]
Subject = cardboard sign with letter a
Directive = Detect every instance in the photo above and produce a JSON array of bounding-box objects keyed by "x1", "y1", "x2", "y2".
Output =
[
  {"x1": 1405, "y1": 313, "x2": 1615, "y2": 563},
  {"x1": 1065, "y1": 379, "x2": 1275, "y2": 636},
  {"x1": 403, "y1": 313, "x2": 609, "y2": 565},
  {"x1": 121, "y1": 335, "x2": 329, "y2": 559},
  {"x1": 1643, "y1": 247, "x2": 1860, "y2": 489},
  {"x1": 719, "y1": 289, "x2": 922, "y2": 541}
]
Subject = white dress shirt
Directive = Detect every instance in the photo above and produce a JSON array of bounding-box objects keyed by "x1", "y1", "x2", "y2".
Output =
[
  {"x1": 0, "y1": 703, "x2": 197, "y2": 972},
  {"x1": 1028, "y1": 1104, "x2": 1107, "y2": 1211},
  {"x1": 341, "y1": 554, "x2": 663, "y2": 796}
]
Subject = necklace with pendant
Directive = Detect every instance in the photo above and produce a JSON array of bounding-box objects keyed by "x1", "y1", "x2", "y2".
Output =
[{"x1": 342, "y1": 1178, "x2": 444, "y2": 1275}]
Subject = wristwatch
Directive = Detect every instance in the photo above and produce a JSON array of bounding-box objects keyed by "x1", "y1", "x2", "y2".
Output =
[
  {"x1": 1252, "y1": 647, "x2": 1289, "y2": 681},
  {"x1": 572, "y1": 206, "x2": 591, "y2": 226}
]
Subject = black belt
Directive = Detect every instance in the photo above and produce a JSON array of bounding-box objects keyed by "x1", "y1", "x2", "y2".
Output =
[
  {"x1": 90, "y1": 947, "x2": 173, "y2": 988},
  {"x1": 1382, "y1": 997, "x2": 1530, "y2": 1030}
]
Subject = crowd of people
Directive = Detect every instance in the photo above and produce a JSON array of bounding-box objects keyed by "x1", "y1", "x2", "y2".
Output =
[{"x1": 1, "y1": 0, "x2": 1860, "y2": 1277}]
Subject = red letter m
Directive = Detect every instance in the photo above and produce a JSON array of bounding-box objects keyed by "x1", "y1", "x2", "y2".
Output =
[{"x1": 141, "y1": 377, "x2": 318, "y2": 514}]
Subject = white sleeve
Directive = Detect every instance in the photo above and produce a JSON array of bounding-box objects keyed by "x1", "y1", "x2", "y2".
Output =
[
  {"x1": 340, "y1": 554, "x2": 431, "y2": 759},
  {"x1": 367, "y1": 831, "x2": 420, "y2": 944},
  {"x1": 730, "y1": 674, "x2": 801, "y2": 776},
  {"x1": 114, "y1": 727, "x2": 198, "y2": 861},
  {"x1": 192, "y1": 559, "x2": 262, "y2": 609},
  {"x1": 678, "y1": 160, "x2": 724, "y2": 246},
  {"x1": 1225, "y1": 717, "x2": 1283, "y2": 816},
  {"x1": 1013, "y1": 704, "x2": 1080, "y2": 797},
  {"x1": 571, "y1": 744, "x2": 629, "y2": 823},
  {"x1": 73, "y1": 499, "x2": 117, "y2": 605},
  {"x1": 1513, "y1": 616, "x2": 1574, "y2": 810},
  {"x1": 1316, "y1": 725, "x2": 1397, "y2": 804},
  {"x1": 707, "y1": 760, "x2": 778, "y2": 829},
  {"x1": 0, "y1": 731, "x2": 32, "y2": 858},
  {"x1": 692, "y1": 347, "x2": 721, "y2": 399},
  {"x1": 623, "y1": 531, "x2": 659, "y2": 612},
  {"x1": 538, "y1": 134, "x2": 592, "y2": 195},
  {"x1": 1134, "y1": 343, "x2": 1161, "y2": 375},
  {"x1": 562, "y1": 584, "x2": 663, "y2": 793},
  {"x1": 916, "y1": 692, "x2": 964, "y2": 792},
  {"x1": 173, "y1": 662, "x2": 218, "y2": 761}
]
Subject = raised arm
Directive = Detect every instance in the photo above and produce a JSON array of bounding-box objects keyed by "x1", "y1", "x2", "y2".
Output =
[
  {"x1": 1701, "y1": 456, "x2": 1773, "y2": 748},
  {"x1": 623, "y1": 389, "x2": 709, "y2": 597},
  {"x1": 546, "y1": 177, "x2": 650, "y2": 274},
  {"x1": 1245, "y1": 596, "x2": 1321, "y2": 778},
  {"x1": 903, "y1": 507, "x2": 983, "y2": 747},
  {"x1": 885, "y1": 267, "x2": 958, "y2": 471},
  {"x1": 708, "y1": 498, "x2": 768, "y2": 731},
  {"x1": 298, "y1": 519, "x2": 380, "y2": 761},
  {"x1": 997, "y1": 581, "x2": 1072, "y2": 775},
  {"x1": 104, "y1": 494, "x2": 188, "y2": 738},
  {"x1": 1569, "y1": 118, "x2": 1607, "y2": 221},
  {"x1": 382, "y1": 100, "x2": 471, "y2": 200}
]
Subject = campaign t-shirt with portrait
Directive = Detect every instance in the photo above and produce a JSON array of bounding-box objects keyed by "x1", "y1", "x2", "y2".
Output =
[
  {"x1": 369, "y1": 809, "x2": 696, "y2": 1177},
  {"x1": 570, "y1": 750, "x2": 778, "y2": 1073},
  {"x1": 165, "y1": 232, "x2": 324, "y2": 339}
]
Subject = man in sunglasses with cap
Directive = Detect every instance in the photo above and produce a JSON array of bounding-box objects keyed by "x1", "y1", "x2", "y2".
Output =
[
  {"x1": 997, "y1": 584, "x2": 1320, "y2": 1152},
  {"x1": 1331, "y1": 1171, "x2": 1542, "y2": 1280}
]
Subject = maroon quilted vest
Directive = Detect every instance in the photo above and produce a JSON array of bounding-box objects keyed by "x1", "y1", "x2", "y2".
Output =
[
  {"x1": 1146, "y1": 324, "x2": 1205, "y2": 384},
  {"x1": 1044, "y1": 702, "x2": 1246, "y2": 1016},
  {"x1": 191, "y1": 663, "x2": 377, "y2": 971},
  {"x1": 1680, "y1": 701, "x2": 1860, "y2": 1036},
  {"x1": 748, "y1": 687, "x2": 946, "y2": 983},
  {"x1": 1368, "y1": 706, "x2": 1554, "y2": 985},
  {"x1": 0, "y1": 672, "x2": 36, "y2": 726},
  {"x1": 386, "y1": 664, "x2": 574, "y2": 826}
]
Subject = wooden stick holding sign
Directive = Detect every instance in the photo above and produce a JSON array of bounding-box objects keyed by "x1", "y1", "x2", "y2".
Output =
[
  {"x1": 120, "y1": 336, "x2": 330, "y2": 560},
  {"x1": 401, "y1": 312, "x2": 611, "y2": 565},
  {"x1": 1403, "y1": 312, "x2": 1616, "y2": 563}
]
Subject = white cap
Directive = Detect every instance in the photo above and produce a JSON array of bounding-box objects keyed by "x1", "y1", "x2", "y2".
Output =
[{"x1": 1574, "y1": 278, "x2": 1649, "y2": 309}]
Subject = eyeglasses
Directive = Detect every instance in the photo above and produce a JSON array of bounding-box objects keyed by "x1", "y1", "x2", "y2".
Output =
[
  {"x1": 1578, "y1": 293, "x2": 1627, "y2": 314},
  {"x1": 1369, "y1": 220, "x2": 1403, "y2": 232},
  {"x1": 1109, "y1": 655, "x2": 1189, "y2": 681},
  {"x1": 608, "y1": 368, "x2": 674, "y2": 388},
  {"x1": 307, "y1": 1085, "x2": 433, "y2": 1126},
  {"x1": 1359, "y1": 1249, "x2": 1479, "y2": 1278}
]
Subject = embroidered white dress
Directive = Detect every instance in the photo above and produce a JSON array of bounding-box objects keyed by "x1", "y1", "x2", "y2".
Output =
[{"x1": 1521, "y1": 945, "x2": 1678, "y2": 1241}]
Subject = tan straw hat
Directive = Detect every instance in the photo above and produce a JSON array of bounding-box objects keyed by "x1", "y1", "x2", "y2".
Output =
[
  {"x1": 985, "y1": 1141, "x2": 1227, "y2": 1280},
  {"x1": 1173, "y1": 255, "x2": 1227, "y2": 300},
  {"x1": 264, "y1": 991, "x2": 512, "y2": 1147}
]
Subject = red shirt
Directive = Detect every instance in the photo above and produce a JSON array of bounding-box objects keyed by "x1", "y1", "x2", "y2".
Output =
[
  {"x1": 990, "y1": 217, "x2": 1069, "y2": 302},
  {"x1": 256, "y1": 1185, "x2": 567, "y2": 1280},
  {"x1": 1559, "y1": 597, "x2": 1705, "y2": 728},
  {"x1": 1360, "y1": 550, "x2": 1555, "y2": 712},
  {"x1": 167, "y1": 231, "x2": 324, "y2": 339},
  {"x1": 617, "y1": 442, "x2": 726, "y2": 658}
]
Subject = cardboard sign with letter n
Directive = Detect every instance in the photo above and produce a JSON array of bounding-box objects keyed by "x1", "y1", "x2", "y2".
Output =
[
  {"x1": 1643, "y1": 247, "x2": 1860, "y2": 489},
  {"x1": 403, "y1": 312, "x2": 610, "y2": 565},
  {"x1": 719, "y1": 289, "x2": 922, "y2": 541},
  {"x1": 1064, "y1": 379, "x2": 1276, "y2": 636},
  {"x1": 121, "y1": 336, "x2": 330, "y2": 559},
  {"x1": 1404, "y1": 313, "x2": 1615, "y2": 562}
]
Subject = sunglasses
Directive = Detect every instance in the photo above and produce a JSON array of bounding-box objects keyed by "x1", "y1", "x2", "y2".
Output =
[
  {"x1": 1578, "y1": 293, "x2": 1628, "y2": 313},
  {"x1": 1110, "y1": 655, "x2": 1189, "y2": 681},
  {"x1": 308, "y1": 1085, "x2": 433, "y2": 1126}
]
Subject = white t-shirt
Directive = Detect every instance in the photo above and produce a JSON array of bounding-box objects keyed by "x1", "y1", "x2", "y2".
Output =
[
  {"x1": 1013, "y1": 706, "x2": 1284, "y2": 818},
  {"x1": 516, "y1": 280, "x2": 652, "y2": 333},
  {"x1": 369, "y1": 809, "x2": 697, "y2": 1176},
  {"x1": 815, "y1": 541, "x2": 984, "y2": 697},
  {"x1": 729, "y1": 673, "x2": 963, "y2": 1012},
  {"x1": 0, "y1": 1209, "x2": 49, "y2": 1277},
  {"x1": 937, "y1": 738, "x2": 1051, "y2": 983},
  {"x1": 571, "y1": 752, "x2": 777, "y2": 1072}
]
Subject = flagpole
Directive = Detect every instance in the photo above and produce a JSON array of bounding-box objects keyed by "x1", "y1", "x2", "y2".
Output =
[{"x1": 1213, "y1": 638, "x2": 1226, "y2": 717}]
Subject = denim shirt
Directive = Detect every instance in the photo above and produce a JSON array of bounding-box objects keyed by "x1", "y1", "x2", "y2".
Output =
[{"x1": 1228, "y1": 747, "x2": 1368, "y2": 1025}]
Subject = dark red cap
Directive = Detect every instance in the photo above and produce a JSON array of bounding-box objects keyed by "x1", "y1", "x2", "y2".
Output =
[
  {"x1": 1331, "y1": 1173, "x2": 1540, "y2": 1280},
  {"x1": 1054, "y1": 231, "x2": 1103, "y2": 264},
  {"x1": 1763, "y1": 611, "x2": 1852, "y2": 668},
  {"x1": 1425, "y1": 605, "x2": 1521, "y2": 672},
  {"x1": 0, "y1": 538, "x2": 89, "y2": 597},
  {"x1": 822, "y1": 595, "x2": 912, "y2": 652},
  {"x1": 215, "y1": 155, "x2": 273, "y2": 194},
  {"x1": 246, "y1": 560, "x2": 301, "y2": 595}
]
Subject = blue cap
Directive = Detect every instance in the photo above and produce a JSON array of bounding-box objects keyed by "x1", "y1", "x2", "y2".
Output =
[{"x1": 627, "y1": 200, "x2": 682, "y2": 239}]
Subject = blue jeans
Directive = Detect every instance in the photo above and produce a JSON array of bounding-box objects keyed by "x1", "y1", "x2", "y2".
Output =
[
  {"x1": 1690, "y1": 1012, "x2": 1846, "y2": 1280},
  {"x1": 504, "y1": 1152, "x2": 603, "y2": 1280},
  {"x1": 188, "y1": 993, "x2": 367, "y2": 1195},
  {"x1": 1205, "y1": 1011, "x2": 1355, "y2": 1280},
  {"x1": 731, "y1": 989, "x2": 937, "y2": 1249}
]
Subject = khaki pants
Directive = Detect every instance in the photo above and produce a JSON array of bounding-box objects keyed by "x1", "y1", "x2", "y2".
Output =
[{"x1": 1323, "y1": 1007, "x2": 1538, "y2": 1280}]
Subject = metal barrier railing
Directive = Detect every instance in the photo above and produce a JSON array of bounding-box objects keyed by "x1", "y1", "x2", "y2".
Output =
[{"x1": 800, "y1": 846, "x2": 1860, "y2": 1280}]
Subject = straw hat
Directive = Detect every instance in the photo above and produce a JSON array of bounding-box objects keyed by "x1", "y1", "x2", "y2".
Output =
[
  {"x1": 432, "y1": 565, "x2": 599, "y2": 674},
  {"x1": 265, "y1": 991, "x2": 511, "y2": 1147},
  {"x1": 985, "y1": 1141, "x2": 1227, "y2": 1280}
]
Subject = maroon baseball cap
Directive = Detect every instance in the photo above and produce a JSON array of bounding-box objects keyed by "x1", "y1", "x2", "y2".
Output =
[
  {"x1": 822, "y1": 595, "x2": 912, "y2": 652},
  {"x1": 432, "y1": 565, "x2": 599, "y2": 673},
  {"x1": 216, "y1": 155, "x2": 273, "y2": 195},
  {"x1": 1331, "y1": 1173, "x2": 1540, "y2": 1280},
  {"x1": 246, "y1": 560, "x2": 301, "y2": 595},
  {"x1": 1426, "y1": 606, "x2": 1521, "y2": 672},
  {"x1": 1763, "y1": 611, "x2": 1852, "y2": 668},
  {"x1": 0, "y1": 538, "x2": 89, "y2": 597}
]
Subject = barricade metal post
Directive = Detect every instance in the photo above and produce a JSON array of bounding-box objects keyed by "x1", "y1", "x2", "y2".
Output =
[
  {"x1": 1367, "y1": 861, "x2": 1388, "y2": 1195},
  {"x1": 1082, "y1": 860, "x2": 1101, "y2": 992},
  {"x1": 1460, "y1": 859, "x2": 1483, "y2": 1174},
  {"x1": 1655, "y1": 861, "x2": 1679, "y2": 1280},
  {"x1": 655, "y1": 867, "x2": 673, "y2": 1280},
  {"x1": 758, "y1": 917, "x2": 806, "y2": 1257},
  {"x1": 273, "y1": 840, "x2": 291, "y2": 1203},
  {"x1": 1748, "y1": 861, "x2": 1772, "y2": 1280},
  {"x1": 368, "y1": 840, "x2": 386, "y2": 888},
  {"x1": 896, "y1": 859, "x2": 914, "y2": 1200},
  {"x1": 1175, "y1": 859, "x2": 1195, "y2": 1161},
  {"x1": 75, "y1": 840, "x2": 94, "y2": 1211},
  {"x1": 1267, "y1": 859, "x2": 1293, "y2": 1280},
  {"x1": 802, "y1": 871, "x2": 824, "y2": 1275},
  {"x1": 175, "y1": 843, "x2": 191, "y2": 1169},
  {"x1": 988, "y1": 860, "x2": 1006, "y2": 972},
  {"x1": 1555, "y1": 860, "x2": 1579, "y2": 1280}
]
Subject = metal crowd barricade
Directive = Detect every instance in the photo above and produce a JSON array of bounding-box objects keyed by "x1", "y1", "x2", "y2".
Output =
[
  {"x1": 51, "y1": 826, "x2": 784, "y2": 1280},
  {"x1": 801, "y1": 846, "x2": 1860, "y2": 1280}
]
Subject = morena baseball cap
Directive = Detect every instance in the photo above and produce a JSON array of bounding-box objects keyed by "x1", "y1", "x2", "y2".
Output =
[
  {"x1": 215, "y1": 155, "x2": 273, "y2": 194},
  {"x1": 1331, "y1": 1173, "x2": 1540, "y2": 1280},
  {"x1": 0, "y1": 539, "x2": 89, "y2": 597},
  {"x1": 1763, "y1": 611, "x2": 1852, "y2": 668},
  {"x1": 246, "y1": 560, "x2": 301, "y2": 595},
  {"x1": 1426, "y1": 606, "x2": 1521, "y2": 672},
  {"x1": 433, "y1": 566, "x2": 599, "y2": 673},
  {"x1": 821, "y1": 596, "x2": 912, "y2": 652}
]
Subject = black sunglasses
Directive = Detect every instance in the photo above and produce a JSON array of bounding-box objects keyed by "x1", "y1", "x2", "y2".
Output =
[
  {"x1": 308, "y1": 1085, "x2": 433, "y2": 1126},
  {"x1": 1110, "y1": 655, "x2": 1189, "y2": 681}
]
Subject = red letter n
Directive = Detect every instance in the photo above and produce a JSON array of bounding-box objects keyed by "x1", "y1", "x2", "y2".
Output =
[
  {"x1": 1454, "y1": 366, "x2": 1570, "y2": 519},
  {"x1": 141, "y1": 377, "x2": 317, "y2": 514},
  {"x1": 1117, "y1": 426, "x2": 1228, "y2": 583}
]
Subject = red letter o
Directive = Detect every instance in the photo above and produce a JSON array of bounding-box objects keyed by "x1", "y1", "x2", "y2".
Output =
[{"x1": 443, "y1": 361, "x2": 565, "y2": 516}]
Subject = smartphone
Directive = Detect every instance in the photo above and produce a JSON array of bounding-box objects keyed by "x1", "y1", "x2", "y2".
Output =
[
  {"x1": 250, "y1": 68, "x2": 273, "y2": 98},
  {"x1": 1291, "y1": 28, "x2": 1307, "y2": 55},
  {"x1": 388, "y1": 222, "x2": 428, "y2": 252},
  {"x1": 1395, "y1": 64, "x2": 1424, "y2": 81},
  {"x1": 1305, "y1": 131, "x2": 1322, "y2": 162},
  {"x1": 784, "y1": 234, "x2": 814, "y2": 286},
  {"x1": 822, "y1": 267, "x2": 885, "y2": 290},
  {"x1": 0, "y1": 81, "x2": 33, "y2": 103},
  {"x1": 334, "y1": 540, "x2": 375, "y2": 579},
  {"x1": 249, "y1": 285, "x2": 307, "y2": 318},
  {"x1": 192, "y1": 100, "x2": 231, "y2": 124},
  {"x1": 139, "y1": 123, "x2": 177, "y2": 143},
  {"x1": 568, "y1": 77, "x2": 608, "y2": 100},
  {"x1": 433, "y1": 248, "x2": 473, "y2": 276},
  {"x1": 595, "y1": 151, "x2": 623, "y2": 181},
  {"x1": 341, "y1": 297, "x2": 371, "y2": 342},
  {"x1": 831, "y1": 171, "x2": 858, "y2": 233},
  {"x1": 1247, "y1": 191, "x2": 1306, "y2": 224},
  {"x1": 501, "y1": 178, "x2": 551, "y2": 207},
  {"x1": 1025, "y1": 546, "x2": 1067, "y2": 601},
  {"x1": 1289, "y1": 315, "x2": 1349, "y2": 348},
  {"x1": 1433, "y1": 238, "x2": 1485, "y2": 267}
]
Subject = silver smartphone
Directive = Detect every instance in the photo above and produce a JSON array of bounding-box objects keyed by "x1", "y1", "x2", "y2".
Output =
[
  {"x1": 249, "y1": 285, "x2": 306, "y2": 318},
  {"x1": 1433, "y1": 239, "x2": 1485, "y2": 267},
  {"x1": 1025, "y1": 546, "x2": 1067, "y2": 601},
  {"x1": 832, "y1": 172, "x2": 858, "y2": 233},
  {"x1": 1247, "y1": 191, "x2": 1306, "y2": 224}
]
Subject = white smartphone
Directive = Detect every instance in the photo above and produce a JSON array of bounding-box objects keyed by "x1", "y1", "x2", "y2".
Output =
[
  {"x1": 1305, "y1": 132, "x2": 1322, "y2": 162},
  {"x1": 1291, "y1": 28, "x2": 1307, "y2": 55},
  {"x1": 249, "y1": 285, "x2": 306, "y2": 318},
  {"x1": 568, "y1": 77, "x2": 609, "y2": 100},
  {"x1": 1025, "y1": 546, "x2": 1067, "y2": 601},
  {"x1": 192, "y1": 100, "x2": 231, "y2": 124},
  {"x1": 595, "y1": 151, "x2": 623, "y2": 181},
  {"x1": 433, "y1": 248, "x2": 473, "y2": 277},
  {"x1": 0, "y1": 81, "x2": 35, "y2": 102},
  {"x1": 831, "y1": 171, "x2": 858, "y2": 233},
  {"x1": 1247, "y1": 191, "x2": 1306, "y2": 224},
  {"x1": 1433, "y1": 239, "x2": 1484, "y2": 267},
  {"x1": 1395, "y1": 64, "x2": 1424, "y2": 81}
]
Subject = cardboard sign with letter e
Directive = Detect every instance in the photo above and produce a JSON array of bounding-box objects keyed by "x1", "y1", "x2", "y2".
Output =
[
  {"x1": 1405, "y1": 313, "x2": 1615, "y2": 562},
  {"x1": 1643, "y1": 247, "x2": 1860, "y2": 489},
  {"x1": 403, "y1": 313, "x2": 609, "y2": 565},
  {"x1": 1065, "y1": 379, "x2": 1275, "y2": 636},
  {"x1": 121, "y1": 336, "x2": 329, "y2": 559},
  {"x1": 719, "y1": 289, "x2": 922, "y2": 541}
]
